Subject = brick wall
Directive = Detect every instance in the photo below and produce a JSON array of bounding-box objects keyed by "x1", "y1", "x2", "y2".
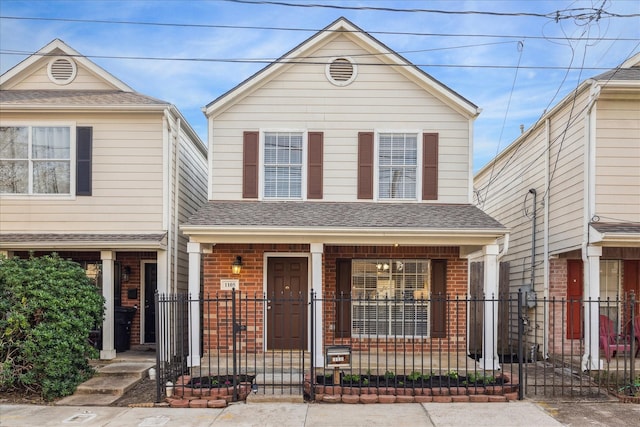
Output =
[{"x1": 201, "y1": 244, "x2": 468, "y2": 354}]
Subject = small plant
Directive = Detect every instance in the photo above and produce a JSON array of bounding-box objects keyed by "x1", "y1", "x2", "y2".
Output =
[
  {"x1": 342, "y1": 374, "x2": 361, "y2": 383},
  {"x1": 446, "y1": 370, "x2": 459, "y2": 380},
  {"x1": 407, "y1": 371, "x2": 423, "y2": 382},
  {"x1": 384, "y1": 370, "x2": 396, "y2": 380},
  {"x1": 362, "y1": 378, "x2": 369, "y2": 386}
]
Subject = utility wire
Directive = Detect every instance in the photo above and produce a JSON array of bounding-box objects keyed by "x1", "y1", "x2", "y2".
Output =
[{"x1": 1, "y1": 16, "x2": 637, "y2": 42}]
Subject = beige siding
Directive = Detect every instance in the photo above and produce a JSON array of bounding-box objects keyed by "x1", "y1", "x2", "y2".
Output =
[
  {"x1": 8, "y1": 62, "x2": 117, "y2": 91},
  {"x1": 594, "y1": 98, "x2": 640, "y2": 221},
  {"x1": 0, "y1": 111, "x2": 166, "y2": 232},
  {"x1": 210, "y1": 34, "x2": 471, "y2": 203}
]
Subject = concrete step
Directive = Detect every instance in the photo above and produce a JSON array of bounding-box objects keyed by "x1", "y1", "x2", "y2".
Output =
[
  {"x1": 55, "y1": 393, "x2": 124, "y2": 406},
  {"x1": 96, "y1": 362, "x2": 154, "y2": 379},
  {"x1": 74, "y1": 375, "x2": 141, "y2": 396},
  {"x1": 246, "y1": 393, "x2": 304, "y2": 403}
]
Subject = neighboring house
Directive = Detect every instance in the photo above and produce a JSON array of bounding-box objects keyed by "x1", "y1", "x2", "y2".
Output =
[
  {"x1": 474, "y1": 53, "x2": 640, "y2": 369},
  {"x1": 181, "y1": 18, "x2": 507, "y2": 369},
  {"x1": 0, "y1": 39, "x2": 208, "y2": 360}
]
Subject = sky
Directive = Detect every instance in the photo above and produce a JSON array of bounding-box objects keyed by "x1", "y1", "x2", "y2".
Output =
[{"x1": 1, "y1": 0, "x2": 639, "y2": 172}]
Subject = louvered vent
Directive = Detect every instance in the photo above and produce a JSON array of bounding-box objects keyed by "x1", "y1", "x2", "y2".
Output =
[
  {"x1": 47, "y1": 57, "x2": 77, "y2": 85},
  {"x1": 326, "y1": 57, "x2": 357, "y2": 86}
]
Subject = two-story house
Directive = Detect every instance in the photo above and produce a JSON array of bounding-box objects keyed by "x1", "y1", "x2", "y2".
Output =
[
  {"x1": 474, "y1": 53, "x2": 640, "y2": 369},
  {"x1": 0, "y1": 40, "x2": 208, "y2": 360},
  {"x1": 181, "y1": 18, "x2": 507, "y2": 370}
]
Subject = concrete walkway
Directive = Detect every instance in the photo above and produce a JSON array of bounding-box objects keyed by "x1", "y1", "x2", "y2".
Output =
[{"x1": 0, "y1": 401, "x2": 563, "y2": 427}]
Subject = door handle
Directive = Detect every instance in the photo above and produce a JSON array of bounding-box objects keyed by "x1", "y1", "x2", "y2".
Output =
[{"x1": 267, "y1": 305, "x2": 272, "y2": 310}]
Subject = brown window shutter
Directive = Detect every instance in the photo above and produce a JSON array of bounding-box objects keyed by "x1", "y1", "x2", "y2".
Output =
[
  {"x1": 335, "y1": 258, "x2": 352, "y2": 338},
  {"x1": 430, "y1": 259, "x2": 447, "y2": 338},
  {"x1": 422, "y1": 133, "x2": 438, "y2": 200},
  {"x1": 243, "y1": 131, "x2": 259, "y2": 199},
  {"x1": 76, "y1": 127, "x2": 92, "y2": 196},
  {"x1": 307, "y1": 132, "x2": 323, "y2": 199},
  {"x1": 357, "y1": 132, "x2": 374, "y2": 199}
]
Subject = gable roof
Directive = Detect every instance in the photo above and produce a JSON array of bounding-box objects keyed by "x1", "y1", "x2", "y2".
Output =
[
  {"x1": 204, "y1": 17, "x2": 479, "y2": 119},
  {"x1": 0, "y1": 39, "x2": 133, "y2": 91}
]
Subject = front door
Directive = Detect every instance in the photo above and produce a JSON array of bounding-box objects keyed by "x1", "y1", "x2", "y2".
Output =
[
  {"x1": 267, "y1": 257, "x2": 308, "y2": 350},
  {"x1": 144, "y1": 262, "x2": 157, "y2": 343},
  {"x1": 566, "y1": 260, "x2": 583, "y2": 339}
]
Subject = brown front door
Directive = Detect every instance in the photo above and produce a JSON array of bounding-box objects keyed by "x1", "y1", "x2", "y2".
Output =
[
  {"x1": 267, "y1": 257, "x2": 308, "y2": 350},
  {"x1": 566, "y1": 260, "x2": 583, "y2": 339}
]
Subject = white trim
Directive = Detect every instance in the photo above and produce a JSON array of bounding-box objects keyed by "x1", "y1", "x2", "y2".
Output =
[
  {"x1": 374, "y1": 130, "x2": 422, "y2": 202},
  {"x1": 325, "y1": 56, "x2": 358, "y2": 87},
  {"x1": 259, "y1": 129, "x2": 308, "y2": 201},
  {"x1": 0, "y1": 121, "x2": 77, "y2": 198},
  {"x1": 262, "y1": 252, "x2": 312, "y2": 352}
]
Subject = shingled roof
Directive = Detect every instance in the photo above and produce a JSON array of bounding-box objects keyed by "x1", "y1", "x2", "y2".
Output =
[
  {"x1": 185, "y1": 201, "x2": 505, "y2": 231},
  {"x1": 0, "y1": 90, "x2": 167, "y2": 106}
]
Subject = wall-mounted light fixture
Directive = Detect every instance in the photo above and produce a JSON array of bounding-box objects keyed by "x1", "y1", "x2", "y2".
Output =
[
  {"x1": 232, "y1": 256, "x2": 243, "y2": 275},
  {"x1": 376, "y1": 262, "x2": 390, "y2": 272},
  {"x1": 122, "y1": 266, "x2": 132, "y2": 282}
]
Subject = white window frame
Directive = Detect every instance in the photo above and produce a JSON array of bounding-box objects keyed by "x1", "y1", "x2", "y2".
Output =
[
  {"x1": 351, "y1": 258, "x2": 431, "y2": 338},
  {"x1": 0, "y1": 122, "x2": 77, "y2": 199},
  {"x1": 374, "y1": 130, "x2": 422, "y2": 201},
  {"x1": 599, "y1": 259, "x2": 622, "y2": 331},
  {"x1": 259, "y1": 129, "x2": 307, "y2": 200}
]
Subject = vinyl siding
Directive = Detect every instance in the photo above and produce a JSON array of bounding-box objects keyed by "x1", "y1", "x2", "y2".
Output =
[
  {"x1": 8, "y1": 62, "x2": 117, "y2": 91},
  {"x1": 210, "y1": 34, "x2": 471, "y2": 203},
  {"x1": 594, "y1": 98, "x2": 640, "y2": 221},
  {"x1": 0, "y1": 111, "x2": 166, "y2": 232}
]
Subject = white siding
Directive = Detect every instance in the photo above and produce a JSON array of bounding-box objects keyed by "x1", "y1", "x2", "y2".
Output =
[
  {"x1": 9, "y1": 62, "x2": 117, "y2": 91},
  {"x1": 595, "y1": 98, "x2": 640, "y2": 222},
  {"x1": 0, "y1": 111, "x2": 166, "y2": 232},
  {"x1": 210, "y1": 34, "x2": 471, "y2": 203}
]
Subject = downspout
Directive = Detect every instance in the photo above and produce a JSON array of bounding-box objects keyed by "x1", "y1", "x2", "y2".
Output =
[
  {"x1": 581, "y1": 80, "x2": 601, "y2": 371},
  {"x1": 498, "y1": 233, "x2": 510, "y2": 261},
  {"x1": 173, "y1": 117, "x2": 181, "y2": 293},
  {"x1": 529, "y1": 189, "x2": 537, "y2": 292},
  {"x1": 164, "y1": 109, "x2": 174, "y2": 294},
  {"x1": 543, "y1": 118, "x2": 551, "y2": 358}
]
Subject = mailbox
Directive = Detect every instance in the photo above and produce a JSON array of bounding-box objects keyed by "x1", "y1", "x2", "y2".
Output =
[{"x1": 326, "y1": 345, "x2": 351, "y2": 368}]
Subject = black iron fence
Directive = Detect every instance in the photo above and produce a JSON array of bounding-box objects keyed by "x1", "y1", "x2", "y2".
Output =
[{"x1": 155, "y1": 290, "x2": 638, "y2": 402}]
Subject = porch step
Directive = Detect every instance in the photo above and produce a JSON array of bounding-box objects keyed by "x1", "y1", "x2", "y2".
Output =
[{"x1": 56, "y1": 360, "x2": 155, "y2": 406}]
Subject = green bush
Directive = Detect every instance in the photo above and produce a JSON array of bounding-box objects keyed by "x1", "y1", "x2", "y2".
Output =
[{"x1": 0, "y1": 254, "x2": 105, "y2": 400}]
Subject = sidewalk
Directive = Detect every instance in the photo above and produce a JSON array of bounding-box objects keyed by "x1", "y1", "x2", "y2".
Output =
[{"x1": 0, "y1": 401, "x2": 563, "y2": 427}]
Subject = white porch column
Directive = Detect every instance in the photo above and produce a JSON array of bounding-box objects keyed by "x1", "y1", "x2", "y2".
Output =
[
  {"x1": 156, "y1": 249, "x2": 169, "y2": 294},
  {"x1": 583, "y1": 245, "x2": 602, "y2": 370},
  {"x1": 187, "y1": 242, "x2": 202, "y2": 367},
  {"x1": 310, "y1": 243, "x2": 324, "y2": 367},
  {"x1": 100, "y1": 251, "x2": 116, "y2": 360},
  {"x1": 480, "y1": 244, "x2": 500, "y2": 371}
]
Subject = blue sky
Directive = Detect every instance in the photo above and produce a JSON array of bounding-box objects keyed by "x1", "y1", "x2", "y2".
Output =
[{"x1": 1, "y1": 0, "x2": 638, "y2": 171}]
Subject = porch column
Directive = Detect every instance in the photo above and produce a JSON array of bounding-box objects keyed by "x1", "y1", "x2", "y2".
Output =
[
  {"x1": 583, "y1": 245, "x2": 602, "y2": 370},
  {"x1": 156, "y1": 249, "x2": 168, "y2": 294},
  {"x1": 187, "y1": 242, "x2": 202, "y2": 367},
  {"x1": 0, "y1": 250, "x2": 12, "y2": 258},
  {"x1": 480, "y1": 244, "x2": 500, "y2": 371},
  {"x1": 310, "y1": 243, "x2": 324, "y2": 367},
  {"x1": 100, "y1": 251, "x2": 116, "y2": 360}
]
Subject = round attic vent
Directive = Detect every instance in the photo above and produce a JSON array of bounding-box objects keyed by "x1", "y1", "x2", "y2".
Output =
[
  {"x1": 325, "y1": 57, "x2": 357, "y2": 86},
  {"x1": 47, "y1": 57, "x2": 77, "y2": 85}
]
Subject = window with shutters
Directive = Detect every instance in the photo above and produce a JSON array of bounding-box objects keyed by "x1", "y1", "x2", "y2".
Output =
[
  {"x1": 264, "y1": 132, "x2": 303, "y2": 199},
  {"x1": 351, "y1": 259, "x2": 430, "y2": 337},
  {"x1": 0, "y1": 125, "x2": 72, "y2": 195},
  {"x1": 378, "y1": 133, "x2": 417, "y2": 200}
]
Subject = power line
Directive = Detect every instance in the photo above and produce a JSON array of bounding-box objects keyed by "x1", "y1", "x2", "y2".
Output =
[
  {"x1": 0, "y1": 16, "x2": 638, "y2": 42},
  {"x1": 0, "y1": 50, "x2": 626, "y2": 72},
  {"x1": 223, "y1": 0, "x2": 640, "y2": 19}
]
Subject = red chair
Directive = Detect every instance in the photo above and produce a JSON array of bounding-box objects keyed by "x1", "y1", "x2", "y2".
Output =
[{"x1": 599, "y1": 314, "x2": 631, "y2": 362}]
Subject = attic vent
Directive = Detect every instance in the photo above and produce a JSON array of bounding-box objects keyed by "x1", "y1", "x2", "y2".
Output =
[
  {"x1": 47, "y1": 57, "x2": 77, "y2": 85},
  {"x1": 325, "y1": 57, "x2": 357, "y2": 86}
]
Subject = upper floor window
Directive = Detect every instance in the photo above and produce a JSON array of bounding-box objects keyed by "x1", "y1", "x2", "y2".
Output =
[
  {"x1": 264, "y1": 132, "x2": 303, "y2": 199},
  {"x1": 378, "y1": 133, "x2": 417, "y2": 200},
  {"x1": 0, "y1": 126, "x2": 71, "y2": 195}
]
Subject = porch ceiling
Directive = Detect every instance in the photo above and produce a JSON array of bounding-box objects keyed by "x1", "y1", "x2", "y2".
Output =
[{"x1": 182, "y1": 201, "x2": 506, "y2": 246}]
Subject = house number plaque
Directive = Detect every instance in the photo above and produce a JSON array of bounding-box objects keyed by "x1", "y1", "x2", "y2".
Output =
[{"x1": 220, "y1": 279, "x2": 240, "y2": 291}]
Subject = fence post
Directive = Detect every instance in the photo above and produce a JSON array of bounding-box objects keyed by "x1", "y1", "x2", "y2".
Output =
[
  {"x1": 310, "y1": 289, "x2": 315, "y2": 402},
  {"x1": 631, "y1": 291, "x2": 636, "y2": 389},
  {"x1": 231, "y1": 288, "x2": 238, "y2": 402},
  {"x1": 518, "y1": 289, "x2": 524, "y2": 400},
  {"x1": 155, "y1": 291, "x2": 162, "y2": 403}
]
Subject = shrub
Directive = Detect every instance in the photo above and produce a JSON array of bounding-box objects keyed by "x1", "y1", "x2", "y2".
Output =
[{"x1": 0, "y1": 254, "x2": 105, "y2": 400}]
